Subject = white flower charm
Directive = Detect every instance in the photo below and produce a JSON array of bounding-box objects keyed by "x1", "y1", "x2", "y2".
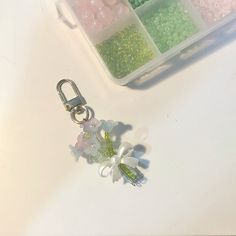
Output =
[
  {"x1": 99, "y1": 142, "x2": 141, "y2": 184},
  {"x1": 76, "y1": 133, "x2": 90, "y2": 151},
  {"x1": 83, "y1": 136, "x2": 101, "y2": 156}
]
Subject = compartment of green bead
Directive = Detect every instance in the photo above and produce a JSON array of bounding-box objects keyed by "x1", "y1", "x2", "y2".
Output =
[
  {"x1": 96, "y1": 24, "x2": 156, "y2": 79},
  {"x1": 139, "y1": 0, "x2": 199, "y2": 53}
]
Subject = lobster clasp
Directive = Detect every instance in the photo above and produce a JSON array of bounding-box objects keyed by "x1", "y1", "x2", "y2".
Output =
[{"x1": 56, "y1": 79, "x2": 86, "y2": 112}]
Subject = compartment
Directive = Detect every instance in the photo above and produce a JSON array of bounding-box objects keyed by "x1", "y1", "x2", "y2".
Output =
[
  {"x1": 96, "y1": 22, "x2": 158, "y2": 79},
  {"x1": 136, "y1": 0, "x2": 200, "y2": 53},
  {"x1": 191, "y1": 0, "x2": 236, "y2": 25},
  {"x1": 66, "y1": 0, "x2": 131, "y2": 39}
]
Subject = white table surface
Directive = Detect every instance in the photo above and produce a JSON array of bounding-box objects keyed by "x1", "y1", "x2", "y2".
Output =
[{"x1": 1, "y1": 0, "x2": 236, "y2": 235}]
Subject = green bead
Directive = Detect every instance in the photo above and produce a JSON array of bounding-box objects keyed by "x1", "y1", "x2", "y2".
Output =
[
  {"x1": 101, "y1": 132, "x2": 116, "y2": 158},
  {"x1": 118, "y1": 163, "x2": 144, "y2": 186},
  {"x1": 141, "y1": 0, "x2": 198, "y2": 53},
  {"x1": 96, "y1": 25, "x2": 155, "y2": 79}
]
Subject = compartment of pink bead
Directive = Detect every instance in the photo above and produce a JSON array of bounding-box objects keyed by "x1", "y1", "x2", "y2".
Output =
[{"x1": 56, "y1": 0, "x2": 236, "y2": 85}]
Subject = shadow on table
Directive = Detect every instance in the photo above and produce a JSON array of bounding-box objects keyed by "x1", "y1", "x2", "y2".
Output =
[{"x1": 128, "y1": 18, "x2": 236, "y2": 90}]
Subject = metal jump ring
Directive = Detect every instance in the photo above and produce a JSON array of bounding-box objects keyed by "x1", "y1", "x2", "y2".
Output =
[{"x1": 70, "y1": 106, "x2": 91, "y2": 124}]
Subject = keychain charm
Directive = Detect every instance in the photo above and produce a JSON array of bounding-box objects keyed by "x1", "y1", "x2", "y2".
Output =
[{"x1": 57, "y1": 79, "x2": 145, "y2": 186}]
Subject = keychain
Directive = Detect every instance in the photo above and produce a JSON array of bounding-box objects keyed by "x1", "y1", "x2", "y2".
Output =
[{"x1": 56, "y1": 79, "x2": 146, "y2": 186}]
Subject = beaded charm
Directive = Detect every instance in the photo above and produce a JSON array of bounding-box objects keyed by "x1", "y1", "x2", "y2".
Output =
[{"x1": 57, "y1": 79, "x2": 146, "y2": 186}]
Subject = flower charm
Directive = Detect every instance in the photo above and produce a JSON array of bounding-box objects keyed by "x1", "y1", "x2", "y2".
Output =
[
  {"x1": 76, "y1": 133, "x2": 90, "y2": 151},
  {"x1": 72, "y1": 119, "x2": 145, "y2": 186},
  {"x1": 99, "y1": 142, "x2": 143, "y2": 185},
  {"x1": 80, "y1": 118, "x2": 101, "y2": 133},
  {"x1": 83, "y1": 136, "x2": 101, "y2": 156}
]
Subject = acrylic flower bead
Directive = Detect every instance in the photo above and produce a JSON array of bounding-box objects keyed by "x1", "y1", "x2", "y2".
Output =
[
  {"x1": 83, "y1": 136, "x2": 101, "y2": 156},
  {"x1": 75, "y1": 133, "x2": 90, "y2": 152},
  {"x1": 103, "y1": 0, "x2": 117, "y2": 6},
  {"x1": 75, "y1": 132, "x2": 101, "y2": 157},
  {"x1": 81, "y1": 118, "x2": 101, "y2": 133}
]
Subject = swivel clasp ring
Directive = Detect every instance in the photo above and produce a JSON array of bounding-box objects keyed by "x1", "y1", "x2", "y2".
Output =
[{"x1": 56, "y1": 79, "x2": 92, "y2": 124}]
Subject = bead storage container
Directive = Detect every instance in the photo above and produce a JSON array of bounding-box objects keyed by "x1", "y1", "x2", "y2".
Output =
[{"x1": 56, "y1": 0, "x2": 236, "y2": 85}]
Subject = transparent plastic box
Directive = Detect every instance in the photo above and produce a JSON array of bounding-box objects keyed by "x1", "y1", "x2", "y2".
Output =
[{"x1": 56, "y1": 0, "x2": 236, "y2": 85}]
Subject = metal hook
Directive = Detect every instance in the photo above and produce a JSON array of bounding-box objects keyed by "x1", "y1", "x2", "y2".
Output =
[
  {"x1": 57, "y1": 79, "x2": 86, "y2": 111},
  {"x1": 57, "y1": 79, "x2": 91, "y2": 124}
]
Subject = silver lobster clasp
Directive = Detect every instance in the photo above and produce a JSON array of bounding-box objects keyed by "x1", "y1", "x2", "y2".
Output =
[
  {"x1": 57, "y1": 79, "x2": 86, "y2": 112},
  {"x1": 57, "y1": 79, "x2": 91, "y2": 124}
]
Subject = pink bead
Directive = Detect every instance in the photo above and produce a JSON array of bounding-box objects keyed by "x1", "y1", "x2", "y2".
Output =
[
  {"x1": 70, "y1": 0, "x2": 131, "y2": 34},
  {"x1": 72, "y1": 0, "x2": 94, "y2": 25},
  {"x1": 96, "y1": 6, "x2": 114, "y2": 27},
  {"x1": 71, "y1": 0, "x2": 89, "y2": 9},
  {"x1": 89, "y1": 16, "x2": 104, "y2": 30},
  {"x1": 103, "y1": 0, "x2": 118, "y2": 6},
  {"x1": 192, "y1": 0, "x2": 236, "y2": 24},
  {"x1": 76, "y1": 133, "x2": 89, "y2": 151},
  {"x1": 113, "y1": 2, "x2": 130, "y2": 19},
  {"x1": 78, "y1": 7, "x2": 95, "y2": 27},
  {"x1": 89, "y1": 0, "x2": 104, "y2": 11}
]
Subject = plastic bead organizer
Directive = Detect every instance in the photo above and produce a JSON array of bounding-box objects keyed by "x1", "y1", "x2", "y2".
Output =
[{"x1": 56, "y1": 0, "x2": 236, "y2": 85}]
